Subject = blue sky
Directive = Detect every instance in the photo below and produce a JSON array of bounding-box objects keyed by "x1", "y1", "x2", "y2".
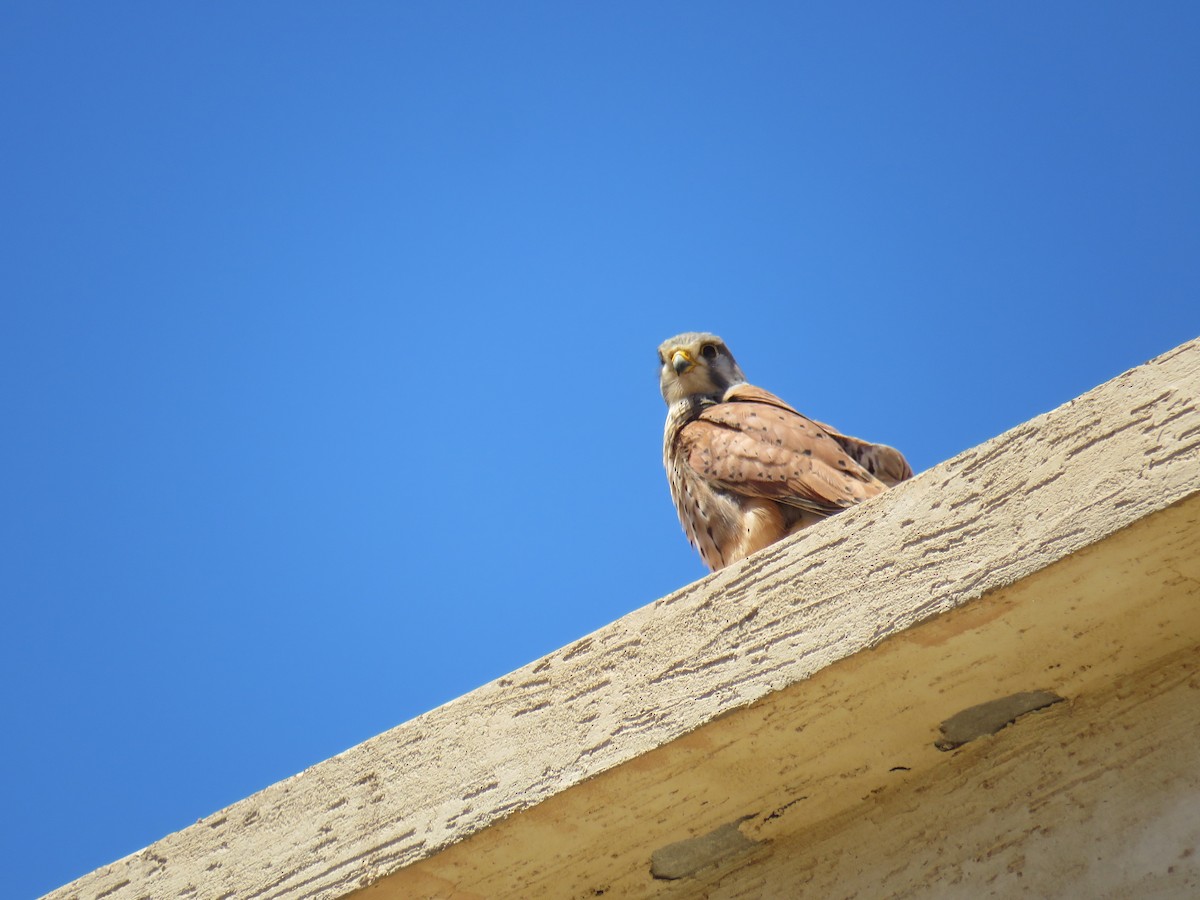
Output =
[{"x1": 3, "y1": 3, "x2": 1198, "y2": 896}]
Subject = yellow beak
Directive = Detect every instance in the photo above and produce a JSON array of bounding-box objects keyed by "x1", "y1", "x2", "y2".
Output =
[{"x1": 671, "y1": 349, "x2": 695, "y2": 374}]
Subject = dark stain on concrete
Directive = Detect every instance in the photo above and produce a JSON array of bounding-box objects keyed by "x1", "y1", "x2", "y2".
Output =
[{"x1": 936, "y1": 690, "x2": 1066, "y2": 751}]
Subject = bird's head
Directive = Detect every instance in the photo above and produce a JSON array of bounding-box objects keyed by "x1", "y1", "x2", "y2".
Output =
[{"x1": 658, "y1": 332, "x2": 747, "y2": 405}]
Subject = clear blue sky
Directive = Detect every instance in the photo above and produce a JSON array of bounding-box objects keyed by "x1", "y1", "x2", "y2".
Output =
[{"x1": 3, "y1": 4, "x2": 1197, "y2": 896}]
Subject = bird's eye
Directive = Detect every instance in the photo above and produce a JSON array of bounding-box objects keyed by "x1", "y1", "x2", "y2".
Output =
[{"x1": 701, "y1": 344, "x2": 718, "y2": 360}]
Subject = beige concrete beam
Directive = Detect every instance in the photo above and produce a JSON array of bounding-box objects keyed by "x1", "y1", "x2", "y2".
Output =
[{"x1": 46, "y1": 338, "x2": 1200, "y2": 899}]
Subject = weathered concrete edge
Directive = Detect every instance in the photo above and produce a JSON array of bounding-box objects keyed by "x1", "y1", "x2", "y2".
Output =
[{"x1": 46, "y1": 337, "x2": 1200, "y2": 900}]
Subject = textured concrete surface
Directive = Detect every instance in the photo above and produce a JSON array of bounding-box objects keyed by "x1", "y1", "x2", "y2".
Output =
[
  {"x1": 366, "y1": 493, "x2": 1200, "y2": 899},
  {"x1": 44, "y1": 338, "x2": 1200, "y2": 900}
]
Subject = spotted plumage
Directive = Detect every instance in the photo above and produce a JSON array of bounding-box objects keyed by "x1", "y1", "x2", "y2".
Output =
[{"x1": 659, "y1": 332, "x2": 912, "y2": 570}]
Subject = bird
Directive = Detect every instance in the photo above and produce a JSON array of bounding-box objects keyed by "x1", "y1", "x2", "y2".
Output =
[{"x1": 659, "y1": 331, "x2": 912, "y2": 571}]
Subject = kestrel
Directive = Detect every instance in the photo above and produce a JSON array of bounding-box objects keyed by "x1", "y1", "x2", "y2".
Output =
[{"x1": 659, "y1": 332, "x2": 912, "y2": 571}]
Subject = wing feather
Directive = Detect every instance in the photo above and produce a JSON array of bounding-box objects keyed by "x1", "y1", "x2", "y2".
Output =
[
  {"x1": 725, "y1": 384, "x2": 914, "y2": 487},
  {"x1": 811, "y1": 420, "x2": 915, "y2": 487},
  {"x1": 676, "y1": 385, "x2": 887, "y2": 517}
]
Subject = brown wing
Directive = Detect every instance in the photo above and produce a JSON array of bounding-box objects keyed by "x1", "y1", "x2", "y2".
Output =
[
  {"x1": 811, "y1": 420, "x2": 914, "y2": 487},
  {"x1": 676, "y1": 383, "x2": 887, "y2": 516},
  {"x1": 732, "y1": 384, "x2": 914, "y2": 487}
]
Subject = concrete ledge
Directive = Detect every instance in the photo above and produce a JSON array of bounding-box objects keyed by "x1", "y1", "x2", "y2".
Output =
[{"x1": 47, "y1": 338, "x2": 1200, "y2": 899}]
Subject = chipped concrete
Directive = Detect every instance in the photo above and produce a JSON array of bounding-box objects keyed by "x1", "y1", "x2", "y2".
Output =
[
  {"x1": 650, "y1": 818, "x2": 760, "y2": 880},
  {"x1": 43, "y1": 337, "x2": 1200, "y2": 899}
]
